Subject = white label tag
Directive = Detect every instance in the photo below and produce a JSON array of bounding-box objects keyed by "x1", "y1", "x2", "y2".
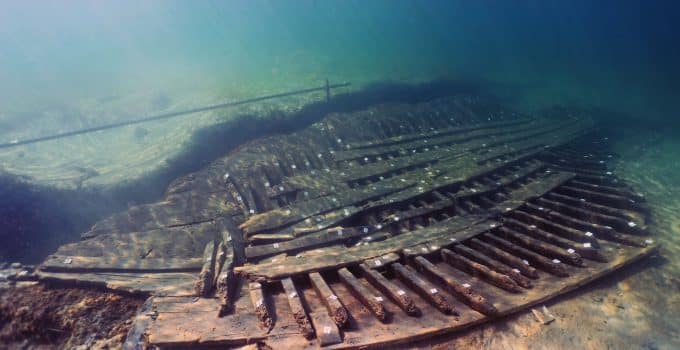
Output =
[
  {"x1": 329, "y1": 295, "x2": 338, "y2": 300},
  {"x1": 567, "y1": 248, "x2": 575, "y2": 254},
  {"x1": 523, "y1": 259, "x2": 530, "y2": 265},
  {"x1": 337, "y1": 229, "x2": 343, "y2": 236},
  {"x1": 273, "y1": 243, "x2": 280, "y2": 248},
  {"x1": 374, "y1": 260, "x2": 382, "y2": 266},
  {"x1": 462, "y1": 283, "x2": 471, "y2": 288},
  {"x1": 323, "y1": 326, "x2": 332, "y2": 334},
  {"x1": 289, "y1": 292, "x2": 297, "y2": 299},
  {"x1": 397, "y1": 290, "x2": 406, "y2": 296},
  {"x1": 375, "y1": 296, "x2": 384, "y2": 302},
  {"x1": 430, "y1": 288, "x2": 438, "y2": 294}
]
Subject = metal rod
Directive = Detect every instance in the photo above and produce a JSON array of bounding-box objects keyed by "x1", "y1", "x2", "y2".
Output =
[{"x1": 0, "y1": 80, "x2": 350, "y2": 149}]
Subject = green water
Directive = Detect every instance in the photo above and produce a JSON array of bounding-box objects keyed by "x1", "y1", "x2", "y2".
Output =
[{"x1": 1, "y1": 1, "x2": 678, "y2": 126}]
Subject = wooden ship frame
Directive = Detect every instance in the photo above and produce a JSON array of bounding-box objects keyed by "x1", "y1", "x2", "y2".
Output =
[{"x1": 34, "y1": 95, "x2": 658, "y2": 349}]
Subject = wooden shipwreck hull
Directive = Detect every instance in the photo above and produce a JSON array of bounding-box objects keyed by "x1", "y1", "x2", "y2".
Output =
[{"x1": 37, "y1": 96, "x2": 658, "y2": 349}]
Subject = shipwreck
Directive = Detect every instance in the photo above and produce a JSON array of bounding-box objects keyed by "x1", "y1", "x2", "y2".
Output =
[{"x1": 34, "y1": 94, "x2": 657, "y2": 349}]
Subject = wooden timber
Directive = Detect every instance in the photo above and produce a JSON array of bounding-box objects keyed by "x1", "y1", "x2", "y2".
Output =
[{"x1": 35, "y1": 95, "x2": 659, "y2": 349}]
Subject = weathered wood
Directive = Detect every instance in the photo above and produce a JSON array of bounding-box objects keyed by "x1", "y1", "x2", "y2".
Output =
[
  {"x1": 557, "y1": 185, "x2": 641, "y2": 211},
  {"x1": 249, "y1": 282, "x2": 273, "y2": 332},
  {"x1": 496, "y1": 226, "x2": 583, "y2": 267},
  {"x1": 41, "y1": 255, "x2": 203, "y2": 273},
  {"x1": 510, "y1": 210, "x2": 599, "y2": 247},
  {"x1": 236, "y1": 216, "x2": 488, "y2": 281},
  {"x1": 309, "y1": 309, "x2": 342, "y2": 346},
  {"x1": 281, "y1": 278, "x2": 315, "y2": 339},
  {"x1": 392, "y1": 262, "x2": 455, "y2": 315},
  {"x1": 450, "y1": 244, "x2": 532, "y2": 288},
  {"x1": 358, "y1": 263, "x2": 419, "y2": 315},
  {"x1": 309, "y1": 272, "x2": 348, "y2": 327},
  {"x1": 37, "y1": 270, "x2": 197, "y2": 296},
  {"x1": 535, "y1": 197, "x2": 639, "y2": 234},
  {"x1": 415, "y1": 255, "x2": 499, "y2": 315},
  {"x1": 569, "y1": 180, "x2": 644, "y2": 202},
  {"x1": 523, "y1": 203, "x2": 646, "y2": 247},
  {"x1": 334, "y1": 118, "x2": 533, "y2": 161},
  {"x1": 467, "y1": 238, "x2": 539, "y2": 278},
  {"x1": 440, "y1": 248, "x2": 523, "y2": 293},
  {"x1": 195, "y1": 240, "x2": 217, "y2": 296},
  {"x1": 546, "y1": 191, "x2": 640, "y2": 222},
  {"x1": 337, "y1": 268, "x2": 387, "y2": 322},
  {"x1": 122, "y1": 298, "x2": 154, "y2": 350},
  {"x1": 245, "y1": 227, "x2": 362, "y2": 260},
  {"x1": 503, "y1": 217, "x2": 608, "y2": 262},
  {"x1": 483, "y1": 234, "x2": 570, "y2": 277},
  {"x1": 237, "y1": 169, "x2": 575, "y2": 281},
  {"x1": 238, "y1": 119, "x2": 586, "y2": 236}
]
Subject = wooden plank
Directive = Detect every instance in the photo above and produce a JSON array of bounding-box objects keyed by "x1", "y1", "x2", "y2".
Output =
[
  {"x1": 392, "y1": 262, "x2": 455, "y2": 314},
  {"x1": 337, "y1": 118, "x2": 532, "y2": 158},
  {"x1": 281, "y1": 278, "x2": 315, "y2": 339},
  {"x1": 123, "y1": 297, "x2": 154, "y2": 350},
  {"x1": 482, "y1": 234, "x2": 570, "y2": 277},
  {"x1": 83, "y1": 190, "x2": 238, "y2": 238},
  {"x1": 37, "y1": 271, "x2": 197, "y2": 296},
  {"x1": 510, "y1": 210, "x2": 600, "y2": 247},
  {"x1": 309, "y1": 272, "x2": 348, "y2": 327},
  {"x1": 466, "y1": 238, "x2": 539, "y2": 279},
  {"x1": 310, "y1": 309, "x2": 342, "y2": 346},
  {"x1": 41, "y1": 255, "x2": 203, "y2": 273},
  {"x1": 245, "y1": 227, "x2": 362, "y2": 260},
  {"x1": 195, "y1": 240, "x2": 217, "y2": 296},
  {"x1": 534, "y1": 197, "x2": 638, "y2": 234},
  {"x1": 495, "y1": 226, "x2": 584, "y2": 266},
  {"x1": 236, "y1": 215, "x2": 488, "y2": 281},
  {"x1": 440, "y1": 248, "x2": 522, "y2": 293},
  {"x1": 450, "y1": 244, "x2": 532, "y2": 288},
  {"x1": 522, "y1": 203, "x2": 647, "y2": 247},
  {"x1": 415, "y1": 255, "x2": 499, "y2": 315},
  {"x1": 239, "y1": 119, "x2": 587, "y2": 236},
  {"x1": 358, "y1": 263, "x2": 418, "y2": 316},
  {"x1": 236, "y1": 170, "x2": 574, "y2": 281},
  {"x1": 502, "y1": 217, "x2": 608, "y2": 262},
  {"x1": 337, "y1": 268, "x2": 387, "y2": 322},
  {"x1": 249, "y1": 282, "x2": 273, "y2": 331},
  {"x1": 546, "y1": 192, "x2": 638, "y2": 222}
]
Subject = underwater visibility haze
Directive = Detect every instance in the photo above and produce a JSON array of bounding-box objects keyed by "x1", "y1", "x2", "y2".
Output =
[{"x1": 0, "y1": 1, "x2": 678, "y2": 349}]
